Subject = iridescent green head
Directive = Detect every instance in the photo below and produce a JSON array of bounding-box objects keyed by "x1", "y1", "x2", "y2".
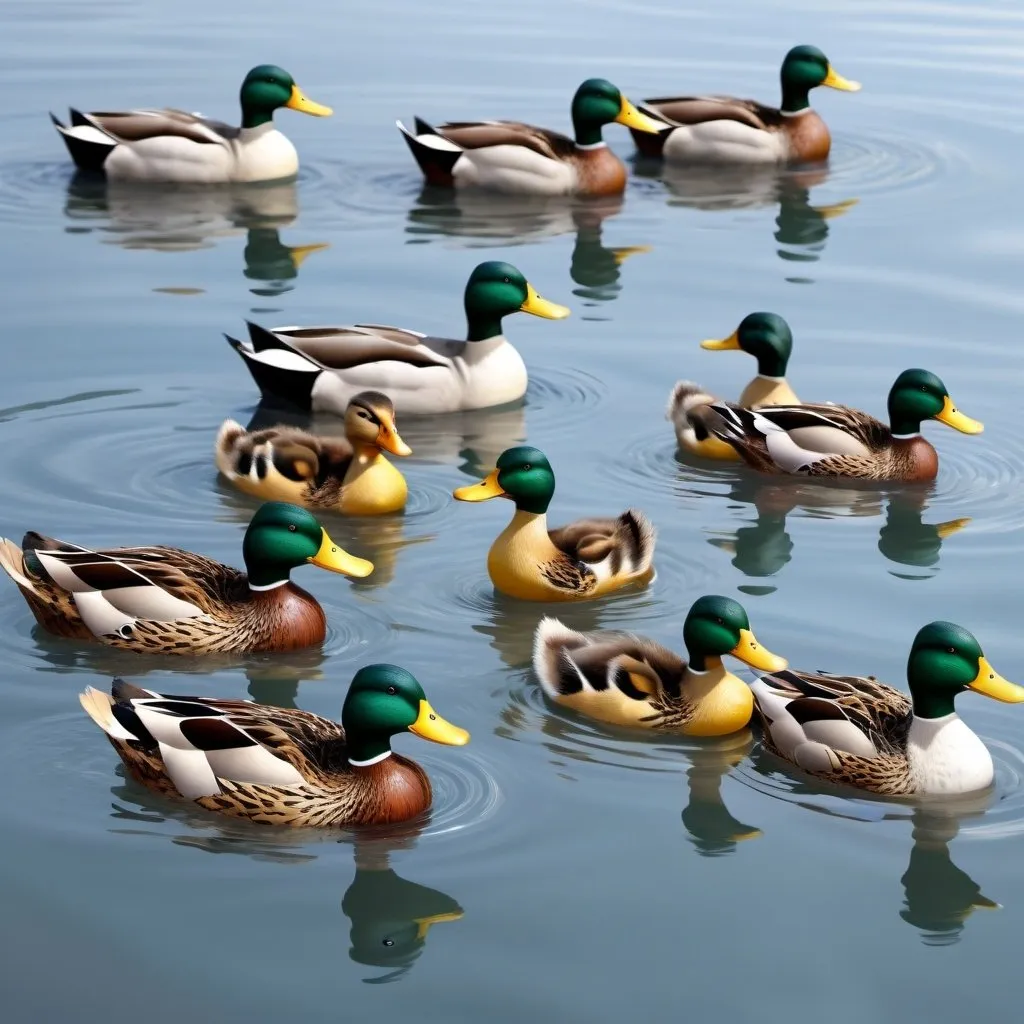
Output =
[
  {"x1": 239, "y1": 64, "x2": 332, "y2": 130},
  {"x1": 463, "y1": 261, "x2": 569, "y2": 342},
  {"x1": 341, "y1": 664, "x2": 470, "y2": 763},
  {"x1": 570, "y1": 78, "x2": 663, "y2": 146},
  {"x1": 241, "y1": 501, "x2": 373, "y2": 588},
  {"x1": 907, "y1": 622, "x2": 1024, "y2": 719},
  {"x1": 779, "y1": 45, "x2": 860, "y2": 113},
  {"x1": 701, "y1": 312, "x2": 793, "y2": 377},
  {"x1": 682, "y1": 595, "x2": 787, "y2": 673},
  {"x1": 886, "y1": 369, "x2": 983, "y2": 437},
  {"x1": 453, "y1": 445, "x2": 554, "y2": 515}
]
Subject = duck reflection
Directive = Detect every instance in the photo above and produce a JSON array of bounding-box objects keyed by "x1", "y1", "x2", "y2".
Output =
[
  {"x1": 900, "y1": 803, "x2": 998, "y2": 945},
  {"x1": 343, "y1": 838, "x2": 464, "y2": 982},
  {"x1": 405, "y1": 188, "x2": 648, "y2": 303},
  {"x1": 62, "y1": 175, "x2": 327, "y2": 294},
  {"x1": 638, "y1": 162, "x2": 856, "y2": 266},
  {"x1": 704, "y1": 476, "x2": 967, "y2": 581},
  {"x1": 681, "y1": 732, "x2": 762, "y2": 856}
]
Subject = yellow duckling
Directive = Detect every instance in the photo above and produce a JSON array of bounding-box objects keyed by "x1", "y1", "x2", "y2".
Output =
[
  {"x1": 533, "y1": 595, "x2": 786, "y2": 735},
  {"x1": 454, "y1": 446, "x2": 655, "y2": 601},
  {"x1": 216, "y1": 392, "x2": 411, "y2": 515}
]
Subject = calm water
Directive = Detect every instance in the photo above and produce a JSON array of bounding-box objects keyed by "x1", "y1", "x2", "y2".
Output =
[{"x1": 3, "y1": 0, "x2": 1024, "y2": 1018}]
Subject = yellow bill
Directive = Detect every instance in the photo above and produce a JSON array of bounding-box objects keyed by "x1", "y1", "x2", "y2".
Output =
[
  {"x1": 610, "y1": 245, "x2": 652, "y2": 265},
  {"x1": 934, "y1": 395, "x2": 983, "y2": 435},
  {"x1": 414, "y1": 911, "x2": 465, "y2": 940},
  {"x1": 813, "y1": 198, "x2": 859, "y2": 220},
  {"x1": 520, "y1": 282, "x2": 570, "y2": 320},
  {"x1": 968, "y1": 656, "x2": 1024, "y2": 703},
  {"x1": 822, "y1": 66, "x2": 861, "y2": 92},
  {"x1": 730, "y1": 628, "x2": 788, "y2": 672},
  {"x1": 286, "y1": 84, "x2": 333, "y2": 117},
  {"x1": 701, "y1": 330, "x2": 741, "y2": 352},
  {"x1": 936, "y1": 517, "x2": 971, "y2": 540},
  {"x1": 453, "y1": 468, "x2": 506, "y2": 502},
  {"x1": 308, "y1": 528, "x2": 374, "y2": 577},
  {"x1": 287, "y1": 242, "x2": 330, "y2": 269},
  {"x1": 375, "y1": 411, "x2": 412, "y2": 457},
  {"x1": 615, "y1": 97, "x2": 664, "y2": 134},
  {"x1": 408, "y1": 699, "x2": 470, "y2": 745}
]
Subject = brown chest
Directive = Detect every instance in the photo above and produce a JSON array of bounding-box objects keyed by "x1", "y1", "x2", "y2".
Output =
[
  {"x1": 573, "y1": 146, "x2": 628, "y2": 197},
  {"x1": 784, "y1": 111, "x2": 832, "y2": 163},
  {"x1": 893, "y1": 436, "x2": 940, "y2": 483},
  {"x1": 349, "y1": 757, "x2": 433, "y2": 825},
  {"x1": 245, "y1": 582, "x2": 328, "y2": 652}
]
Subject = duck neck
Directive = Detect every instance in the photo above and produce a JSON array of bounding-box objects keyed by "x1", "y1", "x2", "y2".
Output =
[
  {"x1": 466, "y1": 311, "x2": 506, "y2": 343},
  {"x1": 911, "y1": 689, "x2": 958, "y2": 721},
  {"x1": 780, "y1": 84, "x2": 813, "y2": 115},
  {"x1": 246, "y1": 565, "x2": 294, "y2": 590},
  {"x1": 572, "y1": 118, "x2": 607, "y2": 148},
  {"x1": 889, "y1": 413, "x2": 923, "y2": 439},
  {"x1": 347, "y1": 734, "x2": 394, "y2": 766},
  {"x1": 686, "y1": 652, "x2": 724, "y2": 675}
]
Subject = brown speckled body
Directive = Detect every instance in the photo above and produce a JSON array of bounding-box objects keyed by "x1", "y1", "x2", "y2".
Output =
[{"x1": 102, "y1": 693, "x2": 434, "y2": 827}]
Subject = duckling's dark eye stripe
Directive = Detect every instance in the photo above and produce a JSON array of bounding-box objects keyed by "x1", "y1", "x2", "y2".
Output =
[{"x1": 352, "y1": 403, "x2": 381, "y2": 425}]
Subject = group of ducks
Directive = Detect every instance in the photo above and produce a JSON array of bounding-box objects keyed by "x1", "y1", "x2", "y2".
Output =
[{"x1": 22, "y1": 47, "x2": 1018, "y2": 831}]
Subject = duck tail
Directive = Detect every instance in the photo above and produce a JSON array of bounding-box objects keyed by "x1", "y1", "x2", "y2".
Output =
[
  {"x1": 225, "y1": 324, "x2": 322, "y2": 412},
  {"x1": 80, "y1": 684, "x2": 139, "y2": 741},
  {"x1": 50, "y1": 110, "x2": 116, "y2": 173},
  {"x1": 0, "y1": 537, "x2": 35, "y2": 592},
  {"x1": 396, "y1": 119, "x2": 461, "y2": 187},
  {"x1": 666, "y1": 380, "x2": 717, "y2": 431},
  {"x1": 214, "y1": 419, "x2": 248, "y2": 478},
  {"x1": 704, "y1": 402, "x2": 777, "y2": 469},
  {"x1": 532, "y1": 617, "x2": 593, "y2": 699}
]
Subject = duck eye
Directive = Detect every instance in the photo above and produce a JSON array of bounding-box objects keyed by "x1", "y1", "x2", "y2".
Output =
[
  {"x1": 387, "y1": 685, "x2": 397, "y2": 695},
  {"x1": 717, "y1": 618, "x2": 724, "y2": 625},
  {"x1": 503, "y1": 277, "x2": 510, "y2": 283},
  {"x1": 383, "y1": 939, "x2": 394, "y2": 947},
  {"x1": 522, "y1": 464, "x2": 532, "y2": 472},
  {"x1": 288, "y1": 524, "x2": 297, "y2": 532},
  {"x1": 948, "y1": 647, "x2": 956, "y2": 654}
]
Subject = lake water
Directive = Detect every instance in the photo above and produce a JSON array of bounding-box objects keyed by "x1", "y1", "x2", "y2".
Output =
[{"x1": 3, "y1": 0, "x2": 1024, "y2": 1019}]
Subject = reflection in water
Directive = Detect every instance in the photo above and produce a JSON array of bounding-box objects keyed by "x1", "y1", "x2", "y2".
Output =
[
  {"x1": 640, "y1": 163, "x2": 856, "y2": 269},
  {"x1": 344, "y1": 838, "x2": 464, "y2": 983},
  {"x1": 244, "y1": 401, "x2": 526, "y2": 480},
  {"x1": 705, "y1": 476, "x2": 966, "y2": 583},
  {"x1": 901, "y1": 805, "x2": 998, "y2": 946},
  {"x1": 62, "y1": 175, "x2": 327, "y2": 295},
  {"x1": 682, "y1": 733, "x2": 762, "y2": 857},
  {"x1": 405, "y1": 188, "x2": 648, "y2": 304}
]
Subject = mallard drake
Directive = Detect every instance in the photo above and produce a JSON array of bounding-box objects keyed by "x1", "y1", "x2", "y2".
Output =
[
  {"x1": 216, "y1": 392, "x2": 412, "y2": 516},
  {"x1": 79, "y1": 664, "x2": 469, "y2": 826},
  {"x1": 668, "y1": 312, "x2": 799, "y2": 461},
  {"x1": 533, "y1": 595, "x2": 786, "y2": 734},
  {"x1": 227, "y1": 261, "x2": 569, "y2": 416},
  {"x1": 704, "y1": 368, "x2": 982, "y2": 482},
  {"x1": 50, "y1": 65, "x2": 331, "y2": 184},
  {"x1": 453, "y1": 446, "x2": 655, "y2": 601},
  {"x1": 0, "y1": 502, "x2": 372, "y2": 655},
  {"x1": 631, "y1": 45, "x2": 859, "y2": 164},
  {"x1": 752, "y1": 621, "x2": 1024, "y2": 796},
  {"x1": 397, "y1": 78, "x2": 663, "y2": 197}
]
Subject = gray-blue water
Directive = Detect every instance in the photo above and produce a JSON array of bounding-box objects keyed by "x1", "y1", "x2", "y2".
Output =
[{"x1": 3, "y1": 0, "x2": 1024, "y2": 1019}]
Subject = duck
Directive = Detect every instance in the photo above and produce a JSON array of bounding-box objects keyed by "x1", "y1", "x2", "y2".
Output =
[
  {"x1": 667, "y1": 311, "x2": 799, "y2": 461},
  {"x1": 216, "y1": 392, "x2": 412, "y2": 516},
  {"x1": 0, "y1": 502, "x2": 373, "y2": 655},
  {"x1": 453, "y1": 446, "x2": 655, "y2": 601},
  {"x1": 631, "y1": 45, "x2": 859, "y2": 165},
  {"x1": 752, "y1": 621, "x2": 1024, "y2": 796},
  {"x1": 79, "y1": 664, "x2": 470, "y2": 826},
  {"x1": 703, "y1": 368, "x2": 982, "y2": 482},
  {"x1": 533, "y1": 594, "x2": 787, "y2": 734},
  {"x1": 226, "y1": 260, "x2": 569, "y2": 415},
  {"x1": 397, "y1": 78, "x2": 663, "y2": 197},
  {"x1": 50, "y1": 65, "x2": 332, "y2": 184}
]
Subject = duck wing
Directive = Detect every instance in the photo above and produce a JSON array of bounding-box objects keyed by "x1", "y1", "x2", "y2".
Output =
[
  {"x1": 428, "y1": 120, "x2": 578, "y2": 161},
  {"x1": 78, "y1": 108, "x2": 237, "y2": 146},
  {"x1": 639, "y1": 95, "x2": 781, "y2": 130}
]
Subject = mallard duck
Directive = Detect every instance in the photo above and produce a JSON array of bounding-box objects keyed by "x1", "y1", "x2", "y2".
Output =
[
  {"x1": 216, "y1": 392, "x2": 412, "y2": 516},
  {"x1": 533, "y1": 594, "x2": 786, "y2": 734},
  {"x1": 704, "y1": 368, "x2": 982, "y2": 482},
  {"x1": 227, "y1": 261, "x2": 569, "y2": 416},
  {"x1": 631, "y1": 45, "x2": 859, "y2": 164},
  {"x1": 752, "y1": 621, "x2": 1024, "y2": 796},
  {"x1": 667, "y1": 312, "x2": 799, "y2": 461},
  {"x1": 50, "y1": 65, "x2": 332, "y2": 184},
  {"x1": 79, "y1": 664, "x2": 469, "y2": 826},
  {"x1": 453, "y1": 446, "x2": 655, "y2": 601},
  {"x1": 0, "y1": 502, "x2": 372, "y2": 655},
  {"x1": 397, "y1": 78, "x2": 663, "y2": 197}
]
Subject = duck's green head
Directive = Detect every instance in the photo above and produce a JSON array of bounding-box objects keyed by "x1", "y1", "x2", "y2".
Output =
[
  {"x1": 239, "y1": 64, "x2": 333, "y2": 129},
  {"x1": 907, "y1": 622, "x2": 1024, "y2": 719},
  {"x1": 780, "y1": 45, "x2": 860, "y2": 114},
  {"x1": 570, "y1": 78, "x2": 664, "y2": 147},
  {"x1": 463, "y1": 261, "x2": 569, "y2": 342},
  {"x1": 242, "y1": 501, "x2": 373, "y2": 588},
  {"x1": 886, "y1": 369, "x2": 984, "y2": 438},
  {"x1": 341, "y1": 664, "x2": 470, "y2": 764},
  {"x1": 453, "y1": 445, "x2": 554, "y2": 515},
  {"x1": 702, "y1": 312, "x2": 794, "y2": 377},
  {"x1": 683, "y1": 595, "x2": 788, "y2": 674}
]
